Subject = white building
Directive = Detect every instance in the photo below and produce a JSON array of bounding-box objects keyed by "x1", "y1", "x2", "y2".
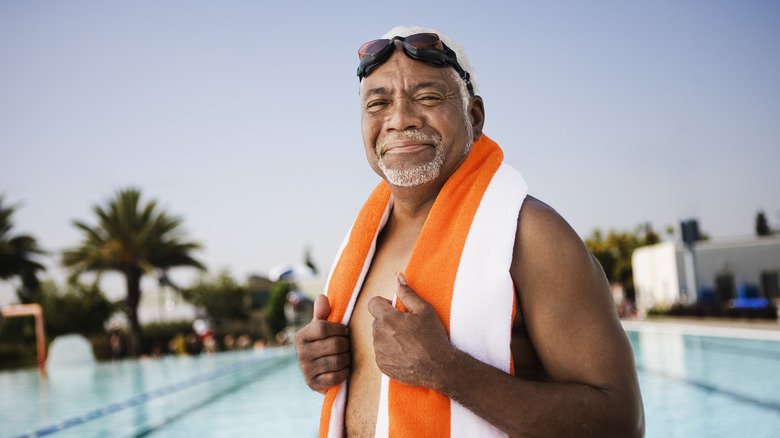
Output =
[
  {"x1": 137, "y1": 286, "x2": 198, "y2": 324},
  {"x1": 632, "y1": 237, "x2": 780, "y2": 314}
]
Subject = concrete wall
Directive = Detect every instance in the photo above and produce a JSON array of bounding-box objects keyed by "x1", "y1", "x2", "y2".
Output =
[{"x1": 633, "y1": 241, "x2": 680, "y2": 314}]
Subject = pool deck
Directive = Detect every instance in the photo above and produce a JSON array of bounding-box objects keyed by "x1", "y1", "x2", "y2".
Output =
[{"x1": 622, "y1": 316, "x2": 780, "y2": 342}]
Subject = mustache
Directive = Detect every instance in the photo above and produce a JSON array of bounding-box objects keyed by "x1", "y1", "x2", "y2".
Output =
[{"x1": 377, "y1": 130, "x2": 443, "y2": 155}]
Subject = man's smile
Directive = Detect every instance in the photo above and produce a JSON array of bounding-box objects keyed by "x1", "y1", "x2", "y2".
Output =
[
  {"x1": 380, "y1": 140, "x2": 432, "y2": 156},
  {"x1": 376, "y1": 130, "x2": 443, "y2": 158}
]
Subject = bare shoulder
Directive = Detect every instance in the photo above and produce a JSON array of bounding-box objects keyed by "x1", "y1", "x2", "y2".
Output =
[
  {"x1": 512, "y1": 196, "x2": 600, "y2": 282},
  {"x1": 511, "y1": 196, "x2": 633, "y2": 386},
  {"x1": 514, "y1": 196, "x2": 588, "y2": 254}
]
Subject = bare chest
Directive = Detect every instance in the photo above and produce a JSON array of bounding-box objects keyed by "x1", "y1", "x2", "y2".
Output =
[
  {"x1": 341, "y1": 214, "x2": 548, "y2": 435},
  {"x1": 345, "y1": 227, "x2": 416, "y2": 437}
]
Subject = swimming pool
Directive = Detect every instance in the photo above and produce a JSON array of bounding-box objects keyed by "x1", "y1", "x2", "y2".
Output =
[
  {"x1": 2, "y1": 346, "x2": 323, "y2": 437},
  {"x1": 2, "y1": 323, "x2": 779, "y2": 437},
  {"x1": 626, "y1": 321, "x2": 780, "y2": 437}
]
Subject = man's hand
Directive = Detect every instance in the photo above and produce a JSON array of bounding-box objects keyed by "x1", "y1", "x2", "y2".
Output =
[
  {"x1": 367, "y1": 273, "x2": 453, "y2": 389},
  {"x1": 294, "y1": 294, "x2": 351, "y2": 394}
]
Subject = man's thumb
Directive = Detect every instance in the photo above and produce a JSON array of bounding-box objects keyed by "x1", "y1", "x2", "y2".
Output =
[
  {"x1": 395, "y1": 272, "x2": 423, "y2": 312},
  {"x1": 313, "y1": 294, "x2": 331, "y2": 321}
]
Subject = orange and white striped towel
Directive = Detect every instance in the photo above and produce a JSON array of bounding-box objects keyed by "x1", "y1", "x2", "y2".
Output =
[{"x1": 320, "y1": 134, "x2": 528, "y2": 438}]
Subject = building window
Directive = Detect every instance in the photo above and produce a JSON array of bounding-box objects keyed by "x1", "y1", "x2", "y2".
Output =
[
  {"x1": 761, "y1": 271, "x2": 779, "y2": 299},
  {"x1": 715, "y1": 274, "x2": 735, "y2": 305}
]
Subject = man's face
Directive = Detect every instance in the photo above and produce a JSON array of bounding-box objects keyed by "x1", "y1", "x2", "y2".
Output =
[{"x1": 359, "y1": 49, "x2": 482, "y2": 189}]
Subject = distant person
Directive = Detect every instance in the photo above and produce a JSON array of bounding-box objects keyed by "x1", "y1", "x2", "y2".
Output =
[
  {"x1": 295, "y1": 26, "x2": 644, "y2": 437},
  {"x1": 109, "y1": 330, "x2": 123, "y2": 360},
  {"x1": 223, "y1": 334, "x2": 235, "y2": 351},
  {"x1": 168, "y1": 334, "x2": 187, "y2": 355},
  {"x1": 236, "y1": 334, "x2": 252, "y2": 350},
  {"x1": 185, "y1": 333, "x2": 202, "y2": 355}
]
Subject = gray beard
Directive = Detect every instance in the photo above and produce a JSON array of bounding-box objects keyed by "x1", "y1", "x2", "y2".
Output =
[
  {"x1": 376, "y1": 130, "x2": 443, "y2": 187},
  {"x1": 376, "y1": 129, "x2": 472, "y2": 188},
  {"x1": 378, "y1": 150, "x2": 445, "y2": 187}
]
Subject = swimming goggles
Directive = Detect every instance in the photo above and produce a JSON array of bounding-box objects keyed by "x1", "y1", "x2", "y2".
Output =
[{"x1": 357, "y1": 33, "x2": 474, "y2": 96}]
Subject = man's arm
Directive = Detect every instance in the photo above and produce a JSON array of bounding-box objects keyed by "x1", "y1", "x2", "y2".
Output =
[
  {"x1": 368, "y1": 196, "x2": 644, "y2": 437},
  {"x1": 294, "y1": 294, "x2": 351, "y2": 394}
]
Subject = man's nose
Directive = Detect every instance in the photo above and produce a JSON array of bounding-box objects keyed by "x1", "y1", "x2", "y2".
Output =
[{"x1": 386, "y1": 98, "x2": 422, "y2": 131}]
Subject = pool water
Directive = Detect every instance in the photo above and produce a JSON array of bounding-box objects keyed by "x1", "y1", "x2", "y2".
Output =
[
  {"x1": 627, "y1": 325, "x2": 780, "y2": 437},
  {"x1": 2, "y1": 326, "x2": 779, "y2": 437},
  {"x1": 2, "y1": 346, "x2": 323, "y2": 437}
]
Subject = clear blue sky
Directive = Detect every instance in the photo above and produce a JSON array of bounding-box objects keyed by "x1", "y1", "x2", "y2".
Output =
[{"x1": 2, "y1": 1, "x2": 779, "y2": 301}]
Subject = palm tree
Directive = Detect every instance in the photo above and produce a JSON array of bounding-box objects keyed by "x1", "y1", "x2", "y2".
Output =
[
  {"x1": 0, "y1": 196, "x2": 46, "y2": 301},
  {"x1": 63, "y1": 188, "x2": 204, "y2": 356}
]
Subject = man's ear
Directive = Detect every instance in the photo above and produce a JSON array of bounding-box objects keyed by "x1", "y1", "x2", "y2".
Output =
[{"x1": 469, "y1": 96, "x2": 485, "y2": 141}]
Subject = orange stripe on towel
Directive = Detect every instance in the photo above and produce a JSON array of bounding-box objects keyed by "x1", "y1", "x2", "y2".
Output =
[
  {"x1": 320, "y1": 388, "x2": 337, "y2": 437},
  {"x1": 388, "y1": 136, "x2": 503, "y2": 437},
  {"x1": 326, "y1": 184, "x2": 391, "y2": 325},
  {"x1": 321, "y1": 184, "x2": 391, "y2": 438}
]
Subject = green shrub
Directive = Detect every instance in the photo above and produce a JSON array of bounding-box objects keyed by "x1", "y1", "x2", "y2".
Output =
[
  {"x1": 0, "y1": 343, "x2": 36, "y2": 369},
  {"x1": 265, "y1": 281, "x2": 291, "y2": 341},
  {"x1": 181, "y1": 271, "x2": 251, "y2": 323},
  {"x1": 39, "y1": 280, "x2": 116, "y2": 337}
]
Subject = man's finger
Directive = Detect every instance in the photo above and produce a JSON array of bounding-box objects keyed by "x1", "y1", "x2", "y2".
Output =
[
  {"x1": 395, "y1": 272, "x2": 429, "y2": 313},
  {"x1": 305, "y1": 333, "x2": 351, "y2": 357},
  {"x1": 310, "y1": 366, "x2": 351, "y2": 394},
  {"x1": 313, "y1": 294, "x2": 331, "y2": 321},
  {"x1": 297, "y1": 320, "x2": 349, "y2": 342},
  {"x1": 366, "y1": 295, "x2": 394, "y2": 319}
]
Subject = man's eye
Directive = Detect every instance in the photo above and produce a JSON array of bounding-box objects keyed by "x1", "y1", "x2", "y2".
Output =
[
  {"x1": 365, "y1": 100, "x2": 389, "y2": 111},
  {"x1": 417, "y1": 95, "x2": 443, "y2": 104}
]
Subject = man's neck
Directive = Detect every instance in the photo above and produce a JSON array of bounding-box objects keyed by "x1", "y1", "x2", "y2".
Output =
[
  {"x1": 388, "y1": 183, "x2": 442, "y2": 227},
  {"x1": 384, "y1": 149, "x2": 470, "y2": 226}
]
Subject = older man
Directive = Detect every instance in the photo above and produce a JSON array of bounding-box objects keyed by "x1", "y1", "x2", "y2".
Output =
[{"x1": 295, "y1": 26, "x2": 644, "y2": 437}]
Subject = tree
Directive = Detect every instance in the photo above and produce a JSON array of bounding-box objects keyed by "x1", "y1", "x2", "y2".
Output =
[
  {"x1": 182, "y1": 270, "x2": 251, "y2": 323},
  {"x1": 62, "y1": 188, "x2": 204, "y2": 356},
  {"x1": 0, "y1": 196, "x2": 46, "y2": 301},
  {"x1": 265, "y1": 281, "x2": 291, "y2": 341},
  {"x1": 756, "y1": 210, "x2": 772, "y2": 236},
  {"x1": 584, "y1": 224, "x2": 660, "y2": 302}
]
